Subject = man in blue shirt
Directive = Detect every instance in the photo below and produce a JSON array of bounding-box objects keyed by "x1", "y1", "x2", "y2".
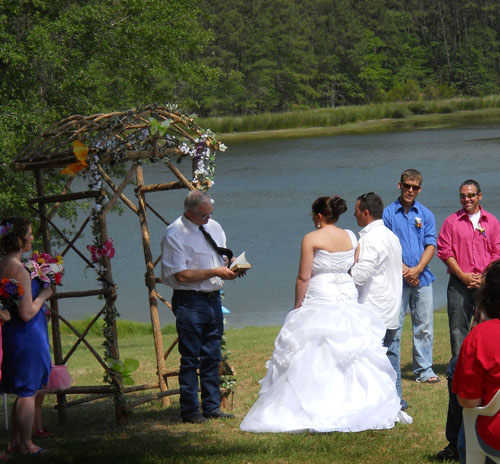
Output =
[{"x1": 383, "y1": 169, "x2": 439, "y2": 392}]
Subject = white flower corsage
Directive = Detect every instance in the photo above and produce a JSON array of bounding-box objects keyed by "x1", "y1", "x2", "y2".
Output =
[{"x1": 476, "y1": 223, "x2": 486, "y2": 237}]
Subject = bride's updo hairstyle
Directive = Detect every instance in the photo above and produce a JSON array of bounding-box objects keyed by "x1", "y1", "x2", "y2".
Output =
[
  {"x1": 312, "y1": 196, "x2": 347, "y2": 224},
  {"x1": 476, "y1": 259, "x2": 500, "y2": 319},
  {"x1": 0, "y1": 217, "x2": 32, "y2": 254}
]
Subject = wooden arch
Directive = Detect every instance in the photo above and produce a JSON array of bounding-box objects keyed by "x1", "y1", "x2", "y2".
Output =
[{"x1": 12, "y1": 104, "x2": 225, "y2": 425}]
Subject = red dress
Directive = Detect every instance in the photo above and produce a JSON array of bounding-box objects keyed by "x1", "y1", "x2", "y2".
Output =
[{"x1": 453, "y1": 318, "x2": 500, "y2": 449}]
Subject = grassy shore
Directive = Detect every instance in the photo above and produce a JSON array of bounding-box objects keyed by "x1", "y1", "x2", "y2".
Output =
[
  {"x1": 0, "y1": 310, "x2": 453, "y2": 463},
  {"x1": 197, "y1": 96, "x2": 500, "y2": 143}
]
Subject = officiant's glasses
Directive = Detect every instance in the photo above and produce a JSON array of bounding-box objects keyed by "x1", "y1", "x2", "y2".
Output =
[{"x1": 195, "y1": 211, "x2": 213, "y2": 219}]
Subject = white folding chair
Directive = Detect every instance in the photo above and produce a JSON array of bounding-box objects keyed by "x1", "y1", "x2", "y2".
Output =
[{"x1": 463, "y1": 388, "x2": 500, "y2": 464}]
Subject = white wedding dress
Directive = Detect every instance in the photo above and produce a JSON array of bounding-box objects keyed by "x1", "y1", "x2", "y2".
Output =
[{"x1": 240, "y1": 230, "x2": 412, "y2": 433}]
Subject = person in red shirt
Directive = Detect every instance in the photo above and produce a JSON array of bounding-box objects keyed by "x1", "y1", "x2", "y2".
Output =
[{"x1": 453, "y1": 259, "x2": 500, "y2": 462}]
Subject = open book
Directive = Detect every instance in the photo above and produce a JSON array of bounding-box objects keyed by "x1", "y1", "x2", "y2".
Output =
[{"x1": 230, "y1": 252, "x2": 252, "y2": 275}]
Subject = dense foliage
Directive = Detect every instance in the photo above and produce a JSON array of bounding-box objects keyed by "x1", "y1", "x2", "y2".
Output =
[
  {"x1": 1, "y1": 0, "x2": 500, "y2": 220},
  {"x1": 197, "y1": 0, "x2": 500, "y2": 114},
  {"x1": 0, "y1": 0, "x2": 214, "y2": 219}
]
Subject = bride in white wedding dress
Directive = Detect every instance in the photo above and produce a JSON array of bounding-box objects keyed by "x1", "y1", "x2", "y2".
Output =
[{"x1": 240, "y1": 196, "x2": 412, "y2": 433}]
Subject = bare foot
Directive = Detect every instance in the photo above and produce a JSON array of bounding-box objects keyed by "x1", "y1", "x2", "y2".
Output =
[
  {"x1": 17, "y1": 443, "x2": 47, "y2": 455},
  {"x1": 6, "y1": 442, "x2": 17, "y2": 454}
]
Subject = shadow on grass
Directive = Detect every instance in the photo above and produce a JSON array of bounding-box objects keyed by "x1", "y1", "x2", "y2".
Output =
[
  {"x1": 16, "y1": 434, "x2": 261, "y2": 464},
  {"x1": 0, "y1": 401, "x2": 256, "y2": 464}
]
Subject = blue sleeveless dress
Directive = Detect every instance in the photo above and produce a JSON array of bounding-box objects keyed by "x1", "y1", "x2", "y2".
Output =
[{"x1": 0, "y1": 278, "x2": 51, "y2": 397}]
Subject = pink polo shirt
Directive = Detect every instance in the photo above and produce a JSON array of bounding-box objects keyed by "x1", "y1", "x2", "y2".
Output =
[{"x1": 437, "y1": 207, "x2": 500, "y2": 274}]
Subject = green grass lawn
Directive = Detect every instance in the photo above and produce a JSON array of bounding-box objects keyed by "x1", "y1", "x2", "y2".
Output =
[{"x1": 0, "y1": 310, "x2": 453, "y2": 463}]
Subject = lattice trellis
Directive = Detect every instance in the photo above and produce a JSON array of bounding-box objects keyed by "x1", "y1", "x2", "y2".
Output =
[{"x1": 12, "y1": 104, "x2": 226, "y2": 424}]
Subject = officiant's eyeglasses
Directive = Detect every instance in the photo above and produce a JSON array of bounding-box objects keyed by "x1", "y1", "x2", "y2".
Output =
[
  {"x1": 401, "y1": 182, "x2": 421, "y2": 192},
  {"x1": 195, "y1": 211, "x2": 213, "y2": 219},
  {"x1": 460, "y1": 193, "x2": 477, "y2": 200}
]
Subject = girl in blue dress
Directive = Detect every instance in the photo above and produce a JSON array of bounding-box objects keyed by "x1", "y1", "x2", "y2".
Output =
[{"x1": 0, "y1": 218, "x2": 52, "y2": 455}]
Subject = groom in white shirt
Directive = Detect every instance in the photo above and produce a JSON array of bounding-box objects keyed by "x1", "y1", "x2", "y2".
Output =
[{"x1": 350, "y1": 192, "x2": 407, "y2": 410}]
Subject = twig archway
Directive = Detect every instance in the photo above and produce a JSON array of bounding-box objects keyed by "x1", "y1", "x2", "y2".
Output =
[{"x1": 12, "y1": 104, "x2": 226, "y2": 424}]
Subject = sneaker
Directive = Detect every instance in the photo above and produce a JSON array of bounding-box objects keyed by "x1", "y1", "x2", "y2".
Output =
[
  {"x1": 182, "y1": 413, "x2": 208, "y2": 424},
  {"x1": 436, "y1": 443, "x2": 459, "y2": 462}
]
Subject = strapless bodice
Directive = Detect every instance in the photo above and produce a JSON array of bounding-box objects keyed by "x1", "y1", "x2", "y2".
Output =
[{"x1": 311, "y1": 248, "x2": 355, "y2": 276}]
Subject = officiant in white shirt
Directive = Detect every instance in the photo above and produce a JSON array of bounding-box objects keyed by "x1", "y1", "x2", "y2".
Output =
[{"x1": 161, "y1": 190, "x2": 237, "y2": 424}]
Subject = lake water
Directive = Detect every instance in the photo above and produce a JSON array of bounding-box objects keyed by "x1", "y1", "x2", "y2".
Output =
[{"x1": 56, "y1": 124, "x2": 500, "y2": 328}]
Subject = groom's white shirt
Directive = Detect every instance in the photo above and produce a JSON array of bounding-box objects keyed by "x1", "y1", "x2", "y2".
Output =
[{"x1": 351, "y1": 219, "x2": 402, "y2": 330}]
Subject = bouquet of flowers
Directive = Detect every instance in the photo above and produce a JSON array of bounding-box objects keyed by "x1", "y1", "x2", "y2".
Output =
[
  {"x1": 24, "y1": 251, "x2": 64, "y2": 287},
  {"x1": 0, "y1": 278, "x2": 24, "y2": 308}
]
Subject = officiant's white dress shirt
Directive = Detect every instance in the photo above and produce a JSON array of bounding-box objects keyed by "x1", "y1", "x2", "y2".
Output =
[
  {"x1": 161, "y1": 215, "x2": 226, "y2": 292},
  {"x1": 351, "y1": 219, "x2": 402, "y2": 330}
]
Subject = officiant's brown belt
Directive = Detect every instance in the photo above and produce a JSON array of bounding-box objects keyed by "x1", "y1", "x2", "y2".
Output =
[{"x1": 173, "y1": 289, "x2": 221, "y2": 299}]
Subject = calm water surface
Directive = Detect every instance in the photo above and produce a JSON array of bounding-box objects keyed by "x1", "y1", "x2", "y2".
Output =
[{"x1": 57, "y1": 124, "x2": 500, "y2": 328}]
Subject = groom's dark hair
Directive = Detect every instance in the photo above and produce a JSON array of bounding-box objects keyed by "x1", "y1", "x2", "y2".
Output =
[{"x1": 357, "y1": 192, "x2": 384, "y2": 219}]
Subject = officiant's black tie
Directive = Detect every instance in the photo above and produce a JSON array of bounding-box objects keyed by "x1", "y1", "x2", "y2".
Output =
[{"x1": 199, "y1": 225, "x2": 233, "y2": 266}]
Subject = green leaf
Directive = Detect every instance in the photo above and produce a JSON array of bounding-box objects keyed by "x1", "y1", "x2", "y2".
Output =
[
  {"x1": 149, "y1": 117, "x2": 159, "y2": 136},
  {"x1": 158, "y1": 119, "x2": 171, "y2": 137},
  {"x1": 108, "y1": 359, "x2": 123, "y2": 373},
  {"x1": 122, "y1": 375, "x2": 135, "y2": 386},
  {"x1": 123, "y1": 358, "x2": 140, "y2": 374}
]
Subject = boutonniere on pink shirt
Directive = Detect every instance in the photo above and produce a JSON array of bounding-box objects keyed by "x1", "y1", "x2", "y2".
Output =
[
  {"x1": 415, "y1": 217, "x2": 423, "y2": 228},
  {"x1": 475, "y1": 223, "x2": 486, "y2": 237}
]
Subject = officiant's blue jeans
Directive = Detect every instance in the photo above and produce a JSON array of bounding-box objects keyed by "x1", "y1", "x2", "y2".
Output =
[{"x1": 172, "y1": 290, "x2": 223, "y2": 418}]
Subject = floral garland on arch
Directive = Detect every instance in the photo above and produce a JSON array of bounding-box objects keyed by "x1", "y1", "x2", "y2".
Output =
[
  {"x1": 177, "y1": 129, "x2": 226, "y2": 189},
  {"x1": 87, "y1": 190, "x2": 120, "y2": 386},
  {"x1": 60, "y1": 103, "x2": 227, "y2": 193}
]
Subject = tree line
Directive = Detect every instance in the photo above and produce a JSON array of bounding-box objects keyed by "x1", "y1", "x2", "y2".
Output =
[
  {"x1": 197, "y1": 0, "x2": 500, "y2": 115},
  {"x1": 1, "y1": 0, "x2": 500, "y2": 216}
]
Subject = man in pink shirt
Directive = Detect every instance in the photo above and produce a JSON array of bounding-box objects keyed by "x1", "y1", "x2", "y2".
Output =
[
  {"x1": 435, "y1": 179, "x2": 500, "y2": 462},
  {"x1": 437, "y1": 179, "x2": 500, "y2": 357}
]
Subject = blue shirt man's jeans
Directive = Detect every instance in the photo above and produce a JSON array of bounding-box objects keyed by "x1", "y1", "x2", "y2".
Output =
[
  {"x1": 172, "y1": 289, "x2": 224, "y2": 418},
  {"x1": 395, "y1": 284, "x2": 436, "y2": 381}
]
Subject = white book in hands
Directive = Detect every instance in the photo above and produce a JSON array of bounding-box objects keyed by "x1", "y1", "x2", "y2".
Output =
[{"x1": 230, "y1": 252, "x2": 252, "y2": 275}]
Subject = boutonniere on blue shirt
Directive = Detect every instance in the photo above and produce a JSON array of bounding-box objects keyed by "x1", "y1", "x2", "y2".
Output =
[
  {"x1": 415, "y1": 217, "x2": 423, "y2": 228},
  {"x1": 475, "y1": 223, "x2": 486, "y2": 237}
]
